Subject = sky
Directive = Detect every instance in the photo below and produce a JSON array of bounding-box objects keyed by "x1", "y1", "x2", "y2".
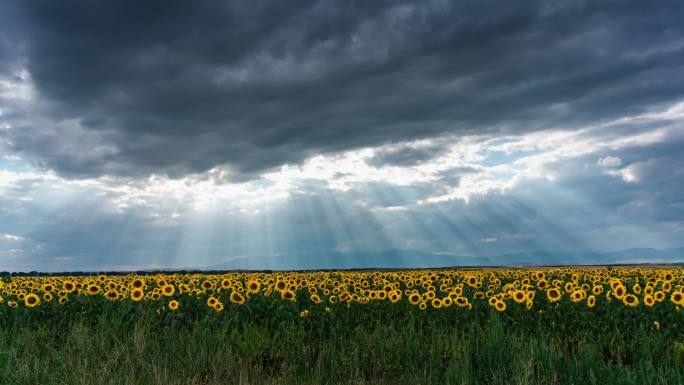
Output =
[{"x1": 1, "y1": 1, "x2": 683, "y2": 271}]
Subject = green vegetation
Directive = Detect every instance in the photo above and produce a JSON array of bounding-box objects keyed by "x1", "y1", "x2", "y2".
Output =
[
  {"x1": 1, "y1": 268, "x2": 683, "y2": 384},
  {"x1": 1, "y1": 298, "x2": 682, "y2": 385}
]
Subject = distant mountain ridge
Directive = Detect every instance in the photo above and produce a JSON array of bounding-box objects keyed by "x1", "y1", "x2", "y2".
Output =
[{"x1": 206, "y1": 247, "x2": 684, "y2": 271}]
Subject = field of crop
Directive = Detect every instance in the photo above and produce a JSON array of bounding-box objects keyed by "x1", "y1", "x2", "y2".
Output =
[{"x1": 1, "y1": 267, "x2": 683, "y2": 385}]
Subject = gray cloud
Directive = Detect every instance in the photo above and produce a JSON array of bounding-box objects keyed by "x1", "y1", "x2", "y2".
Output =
[
  {"x1": 1, "y1": 0, "x2": 683, "y2": 180},
  {"x1": 365, "y1": 143, "x2": 450, "y2": 167}
]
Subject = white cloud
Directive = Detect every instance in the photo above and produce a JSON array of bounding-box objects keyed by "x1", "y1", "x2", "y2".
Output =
[
  {"x1": 597, "y1": 156, "x2": 622, "y2": 168},
  {"x1": 0, "y1": 233, "x2": 24, "y2": 241},
  {"x1": 0, "y1": 248, "x2": 24, "y2": 258}
]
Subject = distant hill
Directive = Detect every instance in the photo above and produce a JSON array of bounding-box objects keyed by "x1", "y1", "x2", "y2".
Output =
[{"x1": 206, "y1": 247, "x2": 684, "y2": 271}]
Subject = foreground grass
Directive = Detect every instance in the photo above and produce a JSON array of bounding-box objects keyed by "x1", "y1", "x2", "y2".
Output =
[{"x1": 1, "y1": 300, "x2": 682, "y2": 385}]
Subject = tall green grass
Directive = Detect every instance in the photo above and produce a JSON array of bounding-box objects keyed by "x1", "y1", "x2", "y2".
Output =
[{"x1": 0, "y1": 298, "x2": 682, "y2": 385}]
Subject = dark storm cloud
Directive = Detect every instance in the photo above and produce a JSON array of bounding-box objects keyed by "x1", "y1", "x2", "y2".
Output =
[{"x1": 1, "y1": 0, "x2": 684, "y2": 179}]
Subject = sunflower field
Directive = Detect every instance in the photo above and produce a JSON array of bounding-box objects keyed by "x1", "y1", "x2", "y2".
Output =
[{"x1": 1, "y1": 267, "x2": 683, "y2": 385}]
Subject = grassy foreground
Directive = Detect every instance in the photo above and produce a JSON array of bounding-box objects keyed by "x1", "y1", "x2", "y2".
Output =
[
  {"x1": 0, "y1": 268, "x2": 683, "y2": 384},
  {"x1": 0, "y1": 298, "x2": 682, "y2": 385}
]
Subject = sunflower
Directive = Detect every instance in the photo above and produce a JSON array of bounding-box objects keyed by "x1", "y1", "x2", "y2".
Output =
[
  {"x1": 431, "y1": 298, "x2": 442, "y2": 309},
  {"x1": 494, "y1": 300, "x2": 507, "y2": 312},
  {"x1": 130, "y1": 278, "x2": 145, "y2": 290},
  {"x1": 587, "y1": 295, "x2": 596, "y2": 308},
  {"x1": 644, "y1": 295, "x2": 655, "y2": 307},
  {"x1": 525, "y1": 299, "x2": 533, "y2": 310},
  {"x1": 43, "y1": 293, "x2": 53, "y2": 302},
  {"x1": 207, "y1": 296, "x2": 218, "y2": 307},
  {"x1": 671, "y1": 290, "x2": 684, "y2": 306},
  {"x1": 230, "y1": 291, "x2": 246, "y2": 305},
  {"x1": 202, "y1": 280, "x2": 215, "y2": 291},
  {"x1": 570, "y1": 290, "x2": 585, "y2": 302},
  {"x1": 564, "y1": 282, "x2": 574, "y2": 293},
  {"x1": 281, "y1": 290, "x2": 296, "y2": 302},
  {"x1": 655, "y1": 291, "x2": 665, "y2": 302},
  {"x1": 162, "y1": 284, "x2": 175, "y2": 297},
  {"x1": 622, "y1": 294, "x2": 639, "y2": 307},
  {"x1": 546, "y1": 288, "x2": 562, "y2": 302},
  {"x1": 63, "y1": 281, "x2": 76, "y2": 293},
  {"x1": 168, "y1": 300, "x2": 180, "y2": 311},
  {"x1": 442, "y1": 297, "x2": 453, "y2": 307},
  {"x1": 456, "y1": 297, "x2": 468, "y2": 307},
  {"x1": 24, "y1": 293, "x2": 41, "y2": 308},
  {"x1": 87, "y1": 284, "x2": 101, "y2": 295},
  {"x1": 8, "y1": 300, "x2": 18, "y2": 309},
  {"x1": 130, "y1": 289, "x2": 144, "y2": 301},
  {"x1": 409, "y1": 293, "x2": 421, "y2": 305},
  {"x1": 58, "y1": 297, "x2": 68, "y2": 305},
  {"x1": 662, "y1": 281, "x2": 672, "y2": 292},
  {"x1": 512, "y1": 290, "x2": 527, "y2": 304},
  {"x1": 613, "y1": 285, "x2": 626, "y2": 299},
  {"x1": 105, "y1": 290, "x2": 119, "y2": 301},
  {"x1": 247, "y1": 280, "x2": 261, "y2": 293},
  {"x1": 418, "y1": 302, "x2": 427, "y2": 310},
  {"x1": 311, "y1": 294, "x2": 323, "y2": 304}
]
